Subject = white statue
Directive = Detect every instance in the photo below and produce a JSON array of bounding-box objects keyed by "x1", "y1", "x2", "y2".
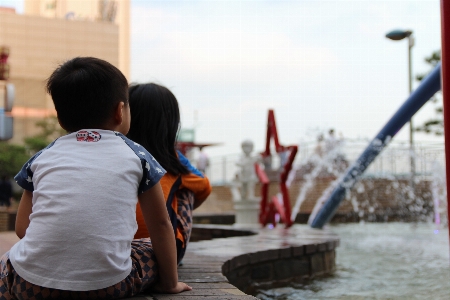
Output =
[
  {"x1": 231, "y1": 139, "x2": 260, "y2": 226},
  {"x1": 233, "y1": 139, "x2": 258, "y2": 200}
]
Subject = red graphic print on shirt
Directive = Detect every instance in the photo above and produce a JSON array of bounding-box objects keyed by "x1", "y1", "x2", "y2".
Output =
[{"x1": 76, "y1": 130, "x2": 101, "y2": 142}]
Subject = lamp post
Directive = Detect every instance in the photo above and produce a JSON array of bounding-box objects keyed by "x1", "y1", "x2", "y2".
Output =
[{"x1": 386, "y1": 29, "x2": 415, "y2": 182}]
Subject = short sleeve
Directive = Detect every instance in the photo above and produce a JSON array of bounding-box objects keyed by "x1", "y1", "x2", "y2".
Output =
[
  {"x1": 14, "y1": 152, "x2": 41, "y2": 191},
  {"x1": 137, "y1": 150, "x2": 166, "y2": 194},
  {"x1": 14, "y1": 140, "x2": 57, "y2": 191},
  {"x1": 114, "y1": 132, "x2": 166, "y2": 194}
]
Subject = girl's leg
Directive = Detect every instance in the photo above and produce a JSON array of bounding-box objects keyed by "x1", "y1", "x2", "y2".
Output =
[
  {"x1": 0, "y1": 239, "x2": 158, "y2": 299},
  {"x1": 175, "y1": 189, "x2": 195, "y2": 263},
  {"x1": 129, "y1": 237, "x2": 158, "y2": 291}
]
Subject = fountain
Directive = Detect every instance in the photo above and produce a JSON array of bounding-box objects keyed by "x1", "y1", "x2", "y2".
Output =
[
  {"x1": 250, "y1": 125, "x2": 448, "y2": 299},
  {"x1": 431, "y1": 161, "x2": 448, "y2": 231},
  {"x1": 290, "y1": 133, "x2": 348, "y2": 224},
  {"x1": 250, "y1": 60, "x2": 449, "y2": 299},
  {"x1": 311, "y1": 62, "x2": 442, "y2": 228},
  {"x1": 289, "y1": 137, "x2": 446, "y2": 225}
]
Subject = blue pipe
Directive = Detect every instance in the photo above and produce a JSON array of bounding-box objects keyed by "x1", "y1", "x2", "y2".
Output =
[{"x1": 311, "y1": 63, "x2": 442, "y2": 229}]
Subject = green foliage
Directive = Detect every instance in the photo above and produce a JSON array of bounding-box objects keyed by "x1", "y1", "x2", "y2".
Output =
[
  {"x1": 23, "y1": 137, "x2": 51, "y2": 154},
  {"x1": 414, "y1": 50, "x2": 442, "y2": 136},
  {"x1": 24, "y1": 116, "x2": 66, "y2": 153},
  {"x1": 415, "y1": 50, "x2": 441, "y2": 81},
  {"x1": 0, "y1": 142, "x2": 28, "y2": 178},
  {"x1": 416, "y1": 119, "x2": 443, "y2": 136},
  {"x1": 0, "y1": 117, "x2": 65, "y2": 195}
]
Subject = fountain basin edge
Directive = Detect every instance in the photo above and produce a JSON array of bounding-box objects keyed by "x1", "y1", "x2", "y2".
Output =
[{"x1": 189, "y1": 224, "x2": 339, "y2": 296}]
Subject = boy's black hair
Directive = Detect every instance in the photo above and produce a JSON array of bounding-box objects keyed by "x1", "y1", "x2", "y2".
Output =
[
  {"x1": 127, "y1": 83, "x2": 189, "y2": 175},
  {"x1": 46, "y1": 57, "x2": 128, "y2": 132}
]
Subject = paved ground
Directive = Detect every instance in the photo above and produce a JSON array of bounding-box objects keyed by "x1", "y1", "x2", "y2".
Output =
[
  {"x1": 0, "y1": 225, "x2": 339, "y2": 299},
  {"x1": 0, "y1": 231, "x2": 19, "y2": 254}
]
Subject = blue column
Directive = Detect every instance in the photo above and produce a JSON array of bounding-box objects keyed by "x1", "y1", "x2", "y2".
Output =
[{"x1": 311, "y1": 63, "x2": 442, "y2": 229}]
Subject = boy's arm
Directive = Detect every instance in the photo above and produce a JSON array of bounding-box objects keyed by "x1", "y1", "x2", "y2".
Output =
[
  {"x1": 15, "y1": 190, "x2": 33, "y2": 239},
  {"x1": 138, "y1": 182, "x2": 192, "y2": 294}
]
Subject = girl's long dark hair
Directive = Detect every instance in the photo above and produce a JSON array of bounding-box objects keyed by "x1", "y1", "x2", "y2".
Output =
[{"x1": 127, "y1": 83, "x2": 189, "y2": 175}]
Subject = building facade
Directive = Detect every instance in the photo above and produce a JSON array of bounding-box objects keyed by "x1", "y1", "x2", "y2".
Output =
[
  {"x1": 0, "y1": 0, "x2": 129, "y2": 144},
  {"x1": 23, "y1": 0, "x2": 130, "y2": 78}
]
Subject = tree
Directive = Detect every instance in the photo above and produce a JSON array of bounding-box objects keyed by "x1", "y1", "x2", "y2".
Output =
[
  {"x1": 414, "y1": 50, "x2": 442, "y2": 136},
  {"x1": 24, "y1": 116, "x2": 66, "y2": 154},
  {"x1": 0, "y1": 117, "x2": 64, "y2": 199},
  {"x1": 0, "y1": 142, "x2": 28, "y2": 178},
  {"x1": 0, "y1": 117, "x2": 65, "y2": 177}
]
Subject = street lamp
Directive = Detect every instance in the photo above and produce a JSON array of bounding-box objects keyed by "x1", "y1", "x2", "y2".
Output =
[{"x1": 386, "y1": 29, "x2": 415, "y2": 181}]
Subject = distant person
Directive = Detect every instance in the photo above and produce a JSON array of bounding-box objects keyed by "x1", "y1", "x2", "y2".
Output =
[
  {"x1": 0, "y1": 176, "x2": 12, "y2": 210},
  {"x1": 314, "y1": 134, "x2": 325, "y2": 157},
  {"x1": 0, "y1": 57, "x2": 191, "y2": 299},
  {"x1": 196, "y1": 146, "x2": 210, "y2": 174},
  {"x1": 325, "y1": 128, "x2": 338, "y2": 153},
  {"x1": 127, "y1": 83, "x2": 212, "y2": 264},
  {"x1": 262, "y1": 154, "x2": 273, "y2": 171},
  {"x1": 325, "y1": 128, "x2": 348, "y2": 172},
  {"x1": 278, "y1": 151, "x2": 288, "y2": 170}
]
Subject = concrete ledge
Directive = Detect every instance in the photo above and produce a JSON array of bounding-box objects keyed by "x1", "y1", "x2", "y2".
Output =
[
  {"x1": 0, "y1": 223, "x2": 338, "y2": 299},
  {"x1": 138, "y1": 224, "x2": 339, "y2": 299},
  {"x1": 224, "y1": 241, "x2": 336, "y2": 294},
  {"x1": 190, "y1": 224, "x2": 257, "y2": 242}
]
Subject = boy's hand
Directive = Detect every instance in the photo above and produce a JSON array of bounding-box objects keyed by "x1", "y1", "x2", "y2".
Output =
[{"x1": 152, "y1": 281, "x2": 192, "y2": 294}]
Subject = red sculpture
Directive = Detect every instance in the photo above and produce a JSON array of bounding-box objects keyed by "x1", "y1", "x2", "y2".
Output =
[{"x1": 255, "y1": 109, "x2": 298, "y2": 228}]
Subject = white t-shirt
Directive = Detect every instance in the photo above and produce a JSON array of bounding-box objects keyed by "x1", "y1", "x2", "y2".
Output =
[{"x1": 10, "y1": 130, "x2": 165, "y2": 291}]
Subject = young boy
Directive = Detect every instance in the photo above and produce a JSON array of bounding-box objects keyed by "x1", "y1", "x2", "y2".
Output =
[{"x1": 0, "y1": 57, "x2": 191, "y2": 299}]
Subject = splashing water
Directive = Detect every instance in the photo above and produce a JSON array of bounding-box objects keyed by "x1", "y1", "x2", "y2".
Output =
[
  {"x1": 256, "y1": 222, "x2": 450, "y2": 300},
  {"x1": 292, "y1": 139, "x2": 447, "y2": 225},
  {"x1": 291, "y1": 143, "x2": 347, "y2": 222},
  {"x1": 431, "y1": 161, "x2": 447, "y2": 230}
]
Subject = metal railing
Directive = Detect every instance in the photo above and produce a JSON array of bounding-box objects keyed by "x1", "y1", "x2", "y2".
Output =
[{"x1": 204, "y1": 139, "x2": 445, "y2": 185}]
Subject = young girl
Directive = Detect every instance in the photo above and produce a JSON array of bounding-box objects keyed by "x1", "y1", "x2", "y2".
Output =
[{"x1": 127, "y1": 83, "x2": 212, "y2": 263}]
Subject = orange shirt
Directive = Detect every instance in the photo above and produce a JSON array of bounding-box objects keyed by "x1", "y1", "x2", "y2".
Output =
[{"x1": 134, "y1": 159, "x2": 211, "y2": 247}]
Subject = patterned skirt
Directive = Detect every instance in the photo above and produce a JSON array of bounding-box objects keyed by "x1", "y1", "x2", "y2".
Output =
[{"x1": 175, "y1": 189, "x2": 194, "y2": 263}]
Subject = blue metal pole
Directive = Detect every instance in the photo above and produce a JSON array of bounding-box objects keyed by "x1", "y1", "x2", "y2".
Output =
[{"x1": 311, "y1": 63, "x2": 442, "y2": 229}]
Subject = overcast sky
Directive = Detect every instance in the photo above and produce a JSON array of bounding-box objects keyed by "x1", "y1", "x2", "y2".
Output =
[
  {"x1": 1, "y1": 0, "x2": 443, "y2": 158},
  {"x1": 130, "y1": 0, "x2": 443, "y2": 158}
]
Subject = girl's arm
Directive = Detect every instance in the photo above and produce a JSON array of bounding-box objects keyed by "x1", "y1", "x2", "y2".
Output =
[
  {"x1": 15, "y1": 190, "x2": 33, "y2": 239},
  {"x1": 180, "y1": 173, "x2": 211, "y2": 209},
  {"x1": 177, "y1": 151, "x2": 212, "y2": 209},
  {"x1": 138, "y1": 182, "x2": 192, "y2": 294}
]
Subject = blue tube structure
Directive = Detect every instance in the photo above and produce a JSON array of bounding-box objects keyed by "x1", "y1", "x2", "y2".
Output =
[{"x1": 311, "y1": 63, "x2": 442, "y2": 229}]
